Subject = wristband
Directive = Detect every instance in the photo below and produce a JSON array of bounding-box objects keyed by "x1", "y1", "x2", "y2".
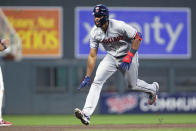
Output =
[
  {"x1": 85, "y1": 75, "x2": 90, "y2": 79},
  {"x1": 127, "y1": 51, "x2": 134, "y2": 58},
  {"x1": 130, "y1": 48, "x2": 137, "y2": 56},
  {"x1": 134, "y1": 32, "x2": 143, "y2": 40}
]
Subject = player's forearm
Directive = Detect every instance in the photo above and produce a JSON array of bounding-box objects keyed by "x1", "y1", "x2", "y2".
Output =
[
  {"x1": 126, "y1": 38, "x2": 141, "y2": 58},
  {"x1": 130, "y1": 32, "x2": 143, "y2": 51},
  {"x1": 131, "y1": 38, "x2": 141, "y2": 51},
  {"x1": 86, "y1": 55, "x2": 96, "y2": 77}
]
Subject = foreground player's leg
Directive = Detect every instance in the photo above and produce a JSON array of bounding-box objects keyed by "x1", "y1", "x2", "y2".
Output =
[
  {"x1": 135, "y1": 79, "x2": 159, "y2": 105},
  {"x1": 74, "y1": 55, "x2": 117, "y2": 125},
  {"x1": 148, "y1": 82, "x2": 159, "y2": 105},
  {"x1": 0, "y1": 67, "x2": 12, "y2": 126},
  {"x1": 123, "y1": 53, "x2": 159, "y2": 105}
]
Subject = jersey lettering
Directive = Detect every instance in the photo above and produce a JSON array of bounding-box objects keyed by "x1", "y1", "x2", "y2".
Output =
[{"x1": 101, "y1": 36, "x2": 123, "y2": 44}]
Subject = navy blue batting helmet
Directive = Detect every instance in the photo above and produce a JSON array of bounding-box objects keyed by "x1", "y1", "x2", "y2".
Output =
[
  {"x1": 93, "y1": 4, "x2": 109, "y2": 18},
  {"x1": 93, "y1": 4, "x2": 109, "y2": 27}
]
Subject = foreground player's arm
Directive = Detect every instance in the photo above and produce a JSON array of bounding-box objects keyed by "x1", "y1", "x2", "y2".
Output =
[
  {"x1": 131, "y1": 32, "x2": 142, "y2": 51},
  {"x1": 120, "y1": 32, "x2": 143, "y2": 70},
  {"x1": 78, "y1": 28, "x2": 98, "y2": 90},
  {"x1": 78, "y1": 48, "x2": 97, "y2": 90},
  {"x1": 0, "y1": 39, "x2": 9, "y2": 51},
  {"x1": 86, "y1": 48, "x2": 98, "y2": 77}
]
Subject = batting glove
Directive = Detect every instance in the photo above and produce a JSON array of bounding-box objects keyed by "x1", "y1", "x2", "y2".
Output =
[
  {"x1": 78, "y1": 76, "x2": 91, "y2": 90},
  {"x1": 120, "y1": 51, "x2": 134, "y2": 71}
]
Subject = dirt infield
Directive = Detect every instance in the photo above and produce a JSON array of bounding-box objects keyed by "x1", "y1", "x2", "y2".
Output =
[{"x1": 1, "y1": 124, "x2": 196, "y2": 131}]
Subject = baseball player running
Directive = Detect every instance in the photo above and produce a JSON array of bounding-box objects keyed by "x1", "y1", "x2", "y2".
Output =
[
  {"x1": 74, "y1": 4, "x2": 159, "y2": 126},
  {"x1": 0, "y1": 39, "x2": 12, "y2": 126}
]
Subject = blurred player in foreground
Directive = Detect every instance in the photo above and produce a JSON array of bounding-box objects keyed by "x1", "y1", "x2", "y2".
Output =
[
  {"x1": 0, "y1": 38, "x2": 12, "y2": 126},
  {"x1": 74, "y1": 4, "x2": 159, "y2": 125}
]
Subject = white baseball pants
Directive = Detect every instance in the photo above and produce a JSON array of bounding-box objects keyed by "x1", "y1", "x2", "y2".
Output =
[{"x1": 83, "y1": 53, "x2": 156, "y2": 116}]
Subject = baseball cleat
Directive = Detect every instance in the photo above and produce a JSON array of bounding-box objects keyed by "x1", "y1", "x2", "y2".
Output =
[
  {"x1": 74, "y1": 108, "x2": 90, "y2": 126},
  {"x1": 148, "y1": 82, "x2": 159, "y2": 105},
  {"x1": 0, "y1": 120, "x2": 12, "y2": 126}
]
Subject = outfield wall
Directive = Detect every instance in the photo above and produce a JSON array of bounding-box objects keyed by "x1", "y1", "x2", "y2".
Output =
[{"x1": 100, "y1": 93, "x2": 196, "y2": 114}]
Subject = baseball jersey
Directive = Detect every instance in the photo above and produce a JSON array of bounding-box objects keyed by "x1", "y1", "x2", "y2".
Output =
[{"x1": 90, "y1": 19, "x2": 137, "y2": 57}]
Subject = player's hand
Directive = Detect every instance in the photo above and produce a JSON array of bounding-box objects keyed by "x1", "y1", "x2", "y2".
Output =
[
  {"x1": 120, "y1": 51, "x2": 134, "y2": 71},
  {"x1": 78, "y1": 76, "x2": 91, "y2": 90}
]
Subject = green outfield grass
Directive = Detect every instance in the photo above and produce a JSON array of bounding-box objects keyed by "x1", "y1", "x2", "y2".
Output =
[
  {"x1": 2, "y1": 114, "x2": 196, "y2": 131},
  {"x1": 3, "y1": 114, "x2": 196, "y2": 126}
]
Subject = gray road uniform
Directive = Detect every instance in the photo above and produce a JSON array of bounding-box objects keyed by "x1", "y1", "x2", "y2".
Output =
[{"x1": 82, "y1": 19, "x2": 157, "y2": 116}]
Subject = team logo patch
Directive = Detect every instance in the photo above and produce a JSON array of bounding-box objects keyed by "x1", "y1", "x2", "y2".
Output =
[{"x1": 95, "y1": 7, "x2": 99, "y2": 12}]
